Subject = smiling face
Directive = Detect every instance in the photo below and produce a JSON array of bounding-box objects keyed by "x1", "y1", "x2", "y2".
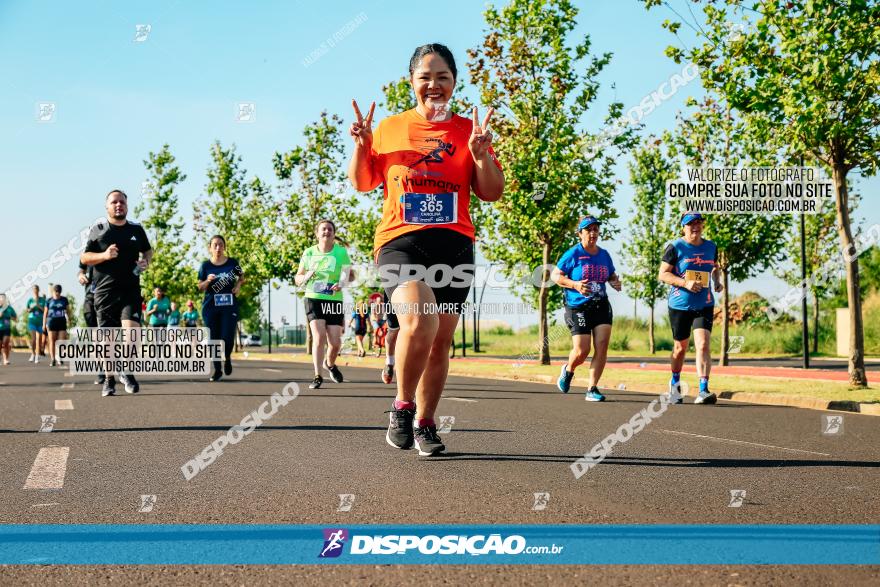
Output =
[
  {"x1": 316, "y1": 221, "x2": 335, "y2": 243},
  {"x1": 411, "y1": 53, "x2": 455, "y2": 114}
]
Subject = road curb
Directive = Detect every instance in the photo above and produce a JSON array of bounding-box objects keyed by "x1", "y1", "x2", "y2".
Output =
[{"x1": 235, "y1": 353, "x2": 879, "y2": 417}]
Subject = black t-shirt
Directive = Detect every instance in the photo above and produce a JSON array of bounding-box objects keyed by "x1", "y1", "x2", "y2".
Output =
[
  {"x1": 84, "y1": 220, "x2": 151, "y2": 294},
  {"x1": 198, "y1": 257, "x2": 240, "y2": 309}
]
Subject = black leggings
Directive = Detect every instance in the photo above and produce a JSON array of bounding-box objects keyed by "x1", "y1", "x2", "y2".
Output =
[{"x1": 203, "y1": 306, "x2": 237, "y2": 372}]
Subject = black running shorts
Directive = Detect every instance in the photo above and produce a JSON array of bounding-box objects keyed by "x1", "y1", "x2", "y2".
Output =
[
  {"x1": 668, "y1": 306, "x2": 715, "y2": 341},
  {"x1": 305, "y1": 298, "x2": 344, "y2": 327},
  {"x1": 94, "y1": 288, "x2": 143, "y2": 327},
  {"x1": 564, "y1": 298, "x2": 613, "y2": 336},
  {"x1": 377, "y1": 228, "x2": 474, "y2": 315}
]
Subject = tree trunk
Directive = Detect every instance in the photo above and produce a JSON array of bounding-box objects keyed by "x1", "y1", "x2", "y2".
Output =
[
  {"x1": 648, "y1": 303, "x2": 655, "y2": 354},
  {"x1": 812, "y1": 291, "x2": 819, "y2": 355},
  {"x1": 832, "y1": 164, "x2": 867, "y2": 386},
  {"x1": 719, "y1": 266, "x2": 730, "y2": 366},
  {"x1": 538, "y1": 241, "x2": 551, "y2": 365}
]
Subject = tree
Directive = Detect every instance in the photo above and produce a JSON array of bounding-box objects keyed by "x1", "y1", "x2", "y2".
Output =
[
  {"x1": 194, "y1": 142, "x2": 274, "y2": 333},
  {"x1": 135, "y1": 144, "x2": 195, "y2": 305},
  {"x1": 622, "y1": 137, "x2": 677, "y2": 354},
  {"x1": 666, "y1": 96, "x2": 788, "y2": 366},
  {"x1": 643, "y1": 0, "x2": 879, "y2": 384},
  {"x1": 775, "y1": 194, "x2": 844, "y2": 354},
  {"x1": 467, "y1": 0, "x2": 633, "y2": 364}
]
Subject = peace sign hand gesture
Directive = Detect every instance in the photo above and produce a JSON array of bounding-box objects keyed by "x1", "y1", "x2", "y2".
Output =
[
  {"x1": 350, "y1": 99, "x2": 376, "y2": 150},
  {"x1": 468, "y1": 106, "x2": 494, "y2": 162}
]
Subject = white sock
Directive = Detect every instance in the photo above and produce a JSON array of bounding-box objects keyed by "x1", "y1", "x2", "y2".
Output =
[{"x1": 386, "y1": 356, "x2": 395, "y2": 366}]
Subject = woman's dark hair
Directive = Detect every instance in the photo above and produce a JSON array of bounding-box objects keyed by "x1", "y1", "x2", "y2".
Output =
[
  {"x1": 209, "y1": 234, "x2": 226, "y2": 246},
  {"x1": 315, "y1": 219, "x2": 336, "y2": 233},
  {"x1": 409, "y1": 43, "x2": 457, "y2": 81},
  {"x1": 54, "y1": 284, "x2": 62, "y2": 294}
]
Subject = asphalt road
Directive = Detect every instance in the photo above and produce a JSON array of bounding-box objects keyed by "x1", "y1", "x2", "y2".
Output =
[{"x1": 1, "y1": 350, "x2": 878, "y2": 585}]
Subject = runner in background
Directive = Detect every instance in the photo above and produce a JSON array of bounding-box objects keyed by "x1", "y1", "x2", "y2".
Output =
[
  {"x1": 78, "y1": 262, "x2": 104, "y2": 385},
  {"x1": 658, "y1": 212, "x2": 722, "y2": 405},
  {"x1": 43, "y1": 284, "x2": 71, "y2": 367},
  {"x1": 380, "y1": 293, "x2": 399, "y2": 383},
  {"x1": 197, "y1": 235, "x2": 243, "y2": 382},
  {"x1": 349, "y1": 301, "x2": 370, "y2": 358},
  {"x1": 80, "y1": 189, "x2": 152, "y2": 397},
  {"x1": 25, "y1": 285, "x2": 46, "y2": 364},
  {"x1": 551, "y1": 215, "x2": 622, "y2": 402},
  {"x1": 294, "y1": 219, "x2": 353, "y2": 390},
  {"x1": 348, "y1": 43, "x2": 504, "y2": 455},
  {"x1": 145, "y1": 287, "x2": 170, "y2": 328},
  {"x1": 167, "y1": 302, "x2": 181, "y2": 328},
  {"x1": 182, "y1": 300, "x2": 200, "y2": 327},
  {"x1": 0, "y1": 294, "x2": 16, "y2": 365}
]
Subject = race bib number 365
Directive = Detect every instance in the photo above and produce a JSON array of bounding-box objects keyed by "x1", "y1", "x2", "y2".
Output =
[{"x1": 402, "y1": 192, "x2": 457, "y2": 225}]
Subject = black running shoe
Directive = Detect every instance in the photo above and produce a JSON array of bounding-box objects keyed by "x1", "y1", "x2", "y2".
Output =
[
  {"x1": 209, "y1": 369, "x2": 222, "y2": 382},
  {"x1": 309, "y1": 375, "x2": 323, "y2": 389},
  {"x1": 120, "y1": 373, "x2": 140, "y2": 394},
  {"x1": 94, "y1": 373, "x2": 106, "y2": 385},
  {"x1": 50, "y1": 359, "x2": 57, "y2": 367},
  {"x1": 224, "y1": 358, "x2": 232, "y2": 376},
  {"x1": 102, "y1": 376, "x2": 116, "y2": 397},
  {"x1": 325, "y1": 362, "x2": 343, "y2": 383},
  {"x1": 385, "y1": 406, "x2": 415, "y2": 449},
  {"x1": 414, "y1": 424, "x2": 446, "y2": 456},
  {"x1": 381, "y1": 364, "x2": 394, "y2": 385}
]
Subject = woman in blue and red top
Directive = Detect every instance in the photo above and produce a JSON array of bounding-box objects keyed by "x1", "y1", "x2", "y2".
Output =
[
  {"x1": 551, "y1": 215, "x2": 622, "y2": 402},
  {"x1": 348, "y1": 43, "x2": 504, "y2": 456}
]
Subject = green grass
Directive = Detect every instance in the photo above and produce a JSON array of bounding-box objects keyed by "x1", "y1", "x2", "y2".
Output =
[
  {"x1": 250, "y1": 350, "x2": 878, "y2": 403},
  {"x1": 458, "y1": 292, "x2": 880, "y2": 358}
]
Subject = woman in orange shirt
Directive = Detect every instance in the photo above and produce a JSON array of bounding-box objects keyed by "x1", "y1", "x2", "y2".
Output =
[{"x1": 349, "y1": 43, "x2": 504, "y2": 456}]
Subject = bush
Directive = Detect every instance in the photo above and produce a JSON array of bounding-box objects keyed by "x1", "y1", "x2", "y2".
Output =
[
  {"x1": 485, "y1": 325, "x2": 514, "y2": 335},
  {"x1": 609, "y1": 333, "x2": 630, "y2": 351}
]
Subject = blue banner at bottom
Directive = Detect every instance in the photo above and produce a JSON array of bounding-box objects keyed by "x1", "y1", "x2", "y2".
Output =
[{"x1": 0, "y1": 525, "x2": 877, "y2": 565}]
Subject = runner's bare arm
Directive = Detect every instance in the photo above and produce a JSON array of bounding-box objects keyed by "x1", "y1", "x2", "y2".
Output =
[
  {"x1": 348, "y1": 99, "x2": 382, "y2": 191},
  {"x1": 470, "y1": 107, "x2": 504, "y2": 202},
  {"x1": 659, "y1": 261, "x2": 699, "y2": 291}
]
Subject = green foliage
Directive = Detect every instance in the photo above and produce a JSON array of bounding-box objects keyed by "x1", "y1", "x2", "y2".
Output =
[
  {"x1": 135, "y1": 145, "x2": 196, "y2": 305},
  {"x1": 622, "y1": 137, "x2": 678, "y2": 309},
  {"x1": 467, "y1": 0, "x2": 632, "y2": 362},
  {"x1": 194, "y1": 142, "x2": 275, "y2": 329}
]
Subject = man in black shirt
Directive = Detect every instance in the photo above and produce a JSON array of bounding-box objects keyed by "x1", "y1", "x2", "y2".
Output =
[{"x1": 80, "y1": 189, "x2": 152, "y2": 396}]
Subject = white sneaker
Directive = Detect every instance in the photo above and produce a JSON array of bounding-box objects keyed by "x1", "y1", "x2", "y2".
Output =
[
  {"x1": 34, "y1": 355, "x2": 39, "y2": 364},
  {"x1": 667, "y1": 380, "x2": 683, "y2": 404},
  {"x1": 28, "y1": 354, "x2": 35, "y2": 363}
]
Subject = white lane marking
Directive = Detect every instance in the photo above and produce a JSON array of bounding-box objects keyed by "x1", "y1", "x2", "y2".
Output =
[
  {"x1": 658, "y1": 429, "x2": 831, "y2": 456},
  {"x1": 24, "y1": 446, "x2": 70, "y2": 489},
  {"x1": 31, "y1": 503, "x2": 59, "y2": 508},
  {"x1": 63, "y1": 372, "x2": 75, "y2": 377},
  {"x1": 261, "y1": 368, "x2": 282, "y2": 373},
  {"x1": 444, "y1": 397, "x2": 478, "y2": 403},
  {"x1": 55, "y1": 399, "x2": 74, "y2": 410},
  {"x1": 61, "y1": 383, "x2": 75, "y2": 389}
]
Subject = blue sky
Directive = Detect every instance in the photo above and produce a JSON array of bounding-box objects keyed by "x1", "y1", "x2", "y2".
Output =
[{"x1": 1, "y1": 0, "x2": 876, "y2": 330}]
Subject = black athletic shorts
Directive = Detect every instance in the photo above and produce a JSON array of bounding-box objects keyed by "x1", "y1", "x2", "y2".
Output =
[
  {"x1": 47, "y1": 318, "x2": 67, "y2": 332},
  {"x1": 383, "y1": 292, "x2": 399, "y2": 330},
  {"x1": 305, "y1": 298, "x2": 344, "y2": 327},
  {"x1": 355, "y1": 327, "x2": 367, "y2": 337},
  {"x1": 0, "y1": 329, "x2": 10, "y2": 339},
  {"x1": 564, "y1": 298, "x2": 613, "y2": 336},
  {"x1": 94, "y1": 288, "x2": 143, "y2": 328},
  {"x1": 669, "y1": 306, "x2": 715, "y2": 340},
  {"x1": 377, "y1": 228, "x2": 474, "y2": 315}
]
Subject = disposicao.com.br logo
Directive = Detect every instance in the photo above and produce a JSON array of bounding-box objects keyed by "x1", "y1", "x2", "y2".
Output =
[{"x1": 318, "y1": 529, "x2": 564, "y2": 558}]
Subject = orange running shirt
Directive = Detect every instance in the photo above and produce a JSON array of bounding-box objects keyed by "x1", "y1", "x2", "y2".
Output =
[{"x1": 369, "y1": 108, "x2": 501, "y2": 256}]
